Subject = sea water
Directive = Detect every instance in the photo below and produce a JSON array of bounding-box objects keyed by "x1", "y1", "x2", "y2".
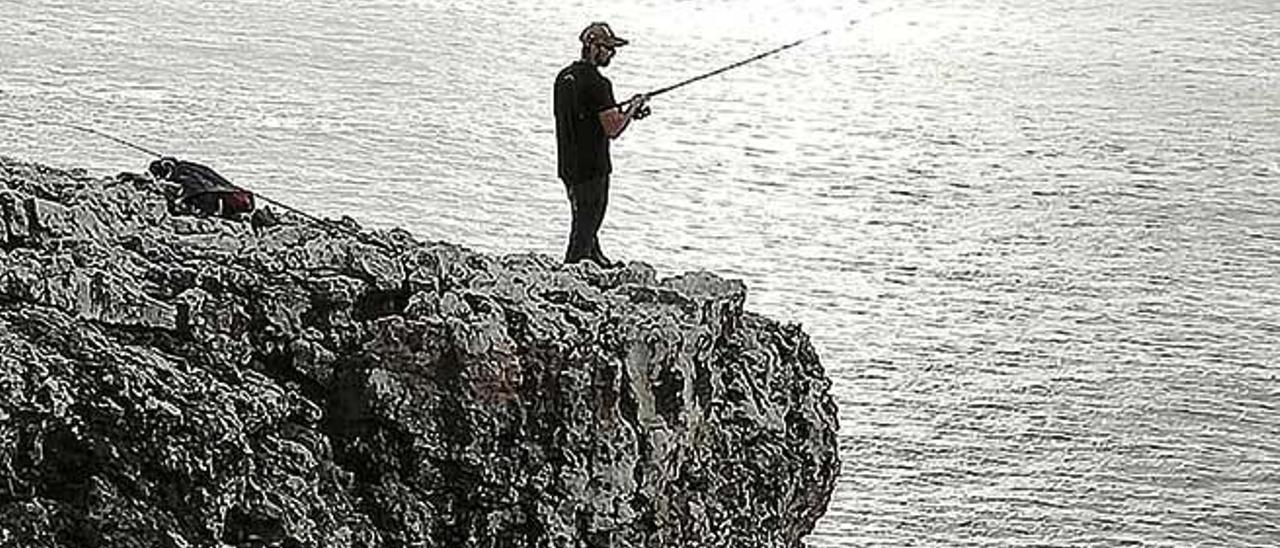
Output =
[{"x1": 1, "y1": 0, "x2": 1277, "y2": 544}]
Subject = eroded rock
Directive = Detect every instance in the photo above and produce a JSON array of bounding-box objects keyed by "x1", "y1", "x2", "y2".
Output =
[{"x1": 0, "y1": 157, "x2": 838, "y2": 547}]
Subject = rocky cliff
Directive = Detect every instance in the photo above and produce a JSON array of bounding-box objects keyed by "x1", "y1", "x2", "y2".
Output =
[{"x1": 0, "y1": 157, "x2": 839, "y2": 548}]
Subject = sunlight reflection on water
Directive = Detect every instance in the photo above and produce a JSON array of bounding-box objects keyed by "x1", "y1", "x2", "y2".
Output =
[{"x1": 2, "y1": 0, "x2": 1278, "y2": 544}]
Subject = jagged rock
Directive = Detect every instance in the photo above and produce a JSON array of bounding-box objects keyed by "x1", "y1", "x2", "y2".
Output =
[{"x1": 0, "y1": 156, "x2": 838, "y2": 547}]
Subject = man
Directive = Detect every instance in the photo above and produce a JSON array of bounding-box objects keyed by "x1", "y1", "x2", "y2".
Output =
[
  {"x1": 148, "y1": 156, "x2": 278, "y2": 231},
  {"x1": 554, "y1": 21, "x2": 652, "y2": 267},
  {"x1": 148, "y1": 157, "x2": 257, "y2": 219}
]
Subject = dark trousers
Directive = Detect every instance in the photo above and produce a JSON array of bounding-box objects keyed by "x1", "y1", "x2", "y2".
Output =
[{"x1": 562, "y1": 174, "x2": 609, "y2": 265}]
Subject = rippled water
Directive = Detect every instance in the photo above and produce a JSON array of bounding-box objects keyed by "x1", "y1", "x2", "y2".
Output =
[{"x1": 3, "y1": 0, "x2": 1279, "y2": 545}]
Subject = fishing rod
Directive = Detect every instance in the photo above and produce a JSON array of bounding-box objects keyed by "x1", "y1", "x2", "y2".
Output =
[
  {"x1": 0, "y1": 113, "x2": 164, "y2": 157},
  {"x1": 604, "y1": 7, "x2": 895, "y2": 112},
  {"x1": 58, "y1": 121, "x2": 166, "y2": 158},
  {"x1": 1, "y1": 113, "x2": 390, "y2": 249}
]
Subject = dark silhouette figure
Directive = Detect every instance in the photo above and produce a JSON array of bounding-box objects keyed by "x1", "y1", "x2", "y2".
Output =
[
  {"x1": 553, "y1": 22, "x2": 651, "y2": 267},
  {"x1": 148, "y1": 157, "x2": 255, "y2": 219}
]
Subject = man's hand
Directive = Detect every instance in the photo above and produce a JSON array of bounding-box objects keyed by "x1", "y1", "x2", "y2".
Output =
[
  {"x1": 602, "y1": 94, "x2": 651, "y2": 138},
  {"x1": 628, "y1": 93, "x2": 651, "y2": 120},
  {"x1": 629, "y1": 93, "x2": 649, "y2": 110}
]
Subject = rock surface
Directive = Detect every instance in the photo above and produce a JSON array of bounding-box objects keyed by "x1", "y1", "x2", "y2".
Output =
[{"x1": 0, "y1": 157, "x2": 839, "y2": 548}]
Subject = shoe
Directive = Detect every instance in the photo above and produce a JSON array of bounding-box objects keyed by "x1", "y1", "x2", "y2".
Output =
[{"x1": 590, "y1": 255, "x2": 621, "y2": 269}]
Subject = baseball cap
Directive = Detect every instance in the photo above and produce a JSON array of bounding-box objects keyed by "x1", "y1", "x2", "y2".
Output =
[{"x1": 579, "y1": 22, "x2": 629, "y2": 47}]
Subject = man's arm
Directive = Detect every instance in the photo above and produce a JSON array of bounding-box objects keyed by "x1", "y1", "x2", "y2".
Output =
[{"x1": 599, "y1": 94, "x2": 648, "y2": 139}]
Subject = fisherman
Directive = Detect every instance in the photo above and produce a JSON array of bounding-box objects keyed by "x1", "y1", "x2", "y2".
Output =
[
  {"x1": 554, "y1": 21, "x2": 652, "y2": 267},
  {"x1": 148, "y1": 156, "x2": 278, "y2": 229}
]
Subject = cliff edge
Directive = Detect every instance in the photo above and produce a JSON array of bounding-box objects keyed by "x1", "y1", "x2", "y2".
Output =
[{"x1": 0, "y1": 157, "x2": 839, "y2": 548}]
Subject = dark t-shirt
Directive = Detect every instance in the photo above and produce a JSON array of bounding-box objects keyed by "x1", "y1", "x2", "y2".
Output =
[
  {"x1": 554, "y1": 61, "x2": 616, "y2": 181},
  {"x1": 149, "y1": 157, "x2": 239, "y2": 198}
]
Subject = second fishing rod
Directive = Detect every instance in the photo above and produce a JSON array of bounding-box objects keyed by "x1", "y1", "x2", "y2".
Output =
[{"x1": 0, "y1": 113, "x2": 387, "y2": 249}]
